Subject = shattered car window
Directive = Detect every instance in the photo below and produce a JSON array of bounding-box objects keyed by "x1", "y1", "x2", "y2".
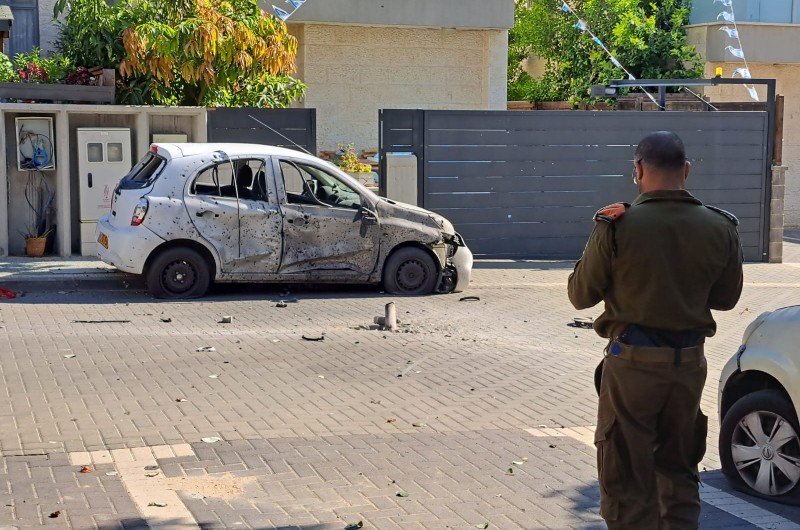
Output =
[
  {"x1": 279, "y1": 160, "x2": 361, "y2": 209},
  {"x1": 192, "y1": 163, "x2": 236, "y2": 198}
]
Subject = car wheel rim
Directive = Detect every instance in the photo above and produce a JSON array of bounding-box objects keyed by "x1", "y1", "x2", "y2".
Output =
[
  {"x1": 396, "y1": 259, "x2": 427, "y2": 292},
  {"x1": 731, "y1": 410, "x2": 800, "y2": 496},
  {"x1": 162, "y1": 260, "x2": 197, "y2": 295}
]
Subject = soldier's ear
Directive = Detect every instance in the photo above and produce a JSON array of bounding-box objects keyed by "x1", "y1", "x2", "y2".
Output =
[{"x1": 683, "y1": 161, "x2": 691, "y2": 181}]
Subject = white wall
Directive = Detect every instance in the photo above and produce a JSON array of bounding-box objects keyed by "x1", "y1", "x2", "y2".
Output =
[{"x1": 292, "y1": 24, "x2": 509, "y2": 152}]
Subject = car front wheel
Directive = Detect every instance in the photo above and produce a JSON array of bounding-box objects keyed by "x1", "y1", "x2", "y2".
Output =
[
  {"x1": 720, "y1": 389, "x2": 800, "y2": 500},
  {"x1": 383, "y1": 247, "x2": 438, "y2": 295},
  {"x1": 146, "y1": 247, "x2": 211, "y2": 299}
]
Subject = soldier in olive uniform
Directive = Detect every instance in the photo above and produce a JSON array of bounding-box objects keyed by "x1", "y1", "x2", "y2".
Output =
[{"x1": 568, "y1": 131, "x2": 743, "y2": 530}]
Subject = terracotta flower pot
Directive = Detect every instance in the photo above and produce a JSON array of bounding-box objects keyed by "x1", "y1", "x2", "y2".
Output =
[{"x1": 25, "y1": 237, "x2": 47, "y2": 257}]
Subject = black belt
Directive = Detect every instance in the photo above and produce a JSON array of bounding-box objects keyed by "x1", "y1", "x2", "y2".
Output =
[{"x1": 606, "y1": 341, "x2": 704, "y2": 366}]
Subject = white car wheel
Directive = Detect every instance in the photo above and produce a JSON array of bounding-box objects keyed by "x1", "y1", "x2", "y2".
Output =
[{"x1": 720, "y1": 389, "x2": 800, "y2": 498}]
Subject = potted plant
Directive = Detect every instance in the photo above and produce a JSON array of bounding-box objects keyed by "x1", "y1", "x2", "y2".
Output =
[
  {"x1": 23, "y1": 227, "x2": 53, "y2": 257},
  {"x1": 333, "y1": 144, "x2": 374, "y2": 187}
]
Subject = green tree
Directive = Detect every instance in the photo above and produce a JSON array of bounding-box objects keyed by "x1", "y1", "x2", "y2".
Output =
[
  {"x1": 54, "y1": 0, "x2": 306, "y2": 107},
  {"x1": 509, "y1": 0, "x2": 703, "y2": 103}
]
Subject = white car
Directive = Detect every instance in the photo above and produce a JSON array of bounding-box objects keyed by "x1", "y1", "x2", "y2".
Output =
[
  {"x1": 718, "y1": 305, "x2": 800, "y2": 504},
  {"x1": 96, "y1": 143, "x2": 472, "y2": 298}
]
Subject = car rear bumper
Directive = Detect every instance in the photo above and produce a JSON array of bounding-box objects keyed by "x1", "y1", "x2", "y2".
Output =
[{"x1": 96, "y1": 216, "x2": 164, "y2": 275}]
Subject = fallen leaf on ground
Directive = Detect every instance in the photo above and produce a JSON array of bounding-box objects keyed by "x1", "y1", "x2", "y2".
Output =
[
  {"x1": 148, "y1": 502, "x2": 168, "y2": 507},
  {"x1": 344, "y1": 521, "x2": 364, "y2": 530},
  {"x1": 505, "y1": 467, "x2": 514, "y2": 475},
  {"x1": 201, "y1": 437, "x2": 222, "y2": 443},
  {"x1": 386, "y1": 418, "x2": 397, "y2": 423},
  {"x1": 459, "y1": 296, "x2": 480, "y2": 302},
  {"x1": 145, "y1": 473, "x2": 159, "y2": 477},
  {"x1": 512, "y1": 461, "x2": 524, "y2": 466},
  {"x1": 175, "y1": 398, "x2": 188, "y2": 402},
  {"x1": 79, "y1": 466, "x2": 93, "y2": 473},
  {"x1": 144, "y1": 465, "x2": 159, "y2": 471},
  {"x1": 396, "y1": 490, "x2": 409, "y2": 497},
  {"x1": 63, "y1": 354, "x2": 76, "y2": 359},
  {"x1": 208, "y1": 374, "x2": 219, "y2": 379},
  {"x1": 476, "y1": 523, "x2": 489, "y2": 529},
  {"x1": 49, "y1": 511, "x2": 61, "y2": 518},
  {"x1": 412, "y1": 422, "x2": 427, "y2": 427},
  {"x1": 302, "y1": 335, "x2": 325, "y2": 341}
]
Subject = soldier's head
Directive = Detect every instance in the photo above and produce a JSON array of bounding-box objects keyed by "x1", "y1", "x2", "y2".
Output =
[{"x1": 632, "y1": 131, "x2": 691, "y2": 193}]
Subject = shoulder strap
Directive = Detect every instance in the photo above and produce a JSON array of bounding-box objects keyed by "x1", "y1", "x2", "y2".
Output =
[
  {"x1": 705, "y1": 205, "x2": 739, "y2": 226},
  {"x1": 594, "y1": 202, "x2": 630, "y2": 224}
]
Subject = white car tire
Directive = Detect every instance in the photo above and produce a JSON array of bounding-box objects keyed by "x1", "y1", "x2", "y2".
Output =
[{"x1": 720, "y1": 389, "x2": 800, "y2": 500}]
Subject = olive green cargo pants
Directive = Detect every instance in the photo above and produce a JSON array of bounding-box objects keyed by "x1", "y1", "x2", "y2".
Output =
[{"x1": 595, "y1": 344, "x2": 708, "y2": 530}]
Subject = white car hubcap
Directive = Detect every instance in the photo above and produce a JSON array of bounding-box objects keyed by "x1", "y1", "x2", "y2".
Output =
[{"x1": 732, "y1": 410, "x2": 800, "y2": 495}]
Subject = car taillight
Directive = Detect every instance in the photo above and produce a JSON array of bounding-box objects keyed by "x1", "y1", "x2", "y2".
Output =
[{"x1": 131, "y1": 198, "x2": 149, "y2": 226}]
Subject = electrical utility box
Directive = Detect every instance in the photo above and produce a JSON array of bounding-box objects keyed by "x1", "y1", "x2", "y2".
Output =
[
  {"x1": 16, "y1": 117, "x2": 56, "y2": 171},
  {"x1": 77, "y1": 128, "x2": 132, "y2": 256}
]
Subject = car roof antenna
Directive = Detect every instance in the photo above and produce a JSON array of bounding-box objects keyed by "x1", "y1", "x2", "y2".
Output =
[{"x1": 247, "y1": 114, "x2": 314, "y2": 156}]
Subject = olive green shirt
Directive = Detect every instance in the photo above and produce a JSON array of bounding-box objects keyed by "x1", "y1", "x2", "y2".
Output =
[{"x1": 567, "y1": 189, "x2": 743, "y2": 339}]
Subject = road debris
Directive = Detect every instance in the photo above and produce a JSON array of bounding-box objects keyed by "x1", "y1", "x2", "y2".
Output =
[
  {"x1": 72, "y1": 320, "x2": 131, "y2": 324},
  {"x1": 147, "y1": 502, "x2": 168, "y2": 507},
  {"x1": 63, "y1": 354, "x2": 76, "y2": 359},
  {"x1": 79, "y1": 466, "x2": 93, "y2": 473},
  {"x1": 201, "y1": 437, "x2": 222, "y2": 444},
  {"x1": 219, "y1": 316, "x2": 232, "y2": 324},
  {"x1": 344, "y1": 521, "x2": 363, "y2": 530},
  {"x1": 302, "y1": 334, "x2": 325, "y2": 341},
  {"x1": 49, "y1": 511, "x2": 61, "y2": 518},
  {"x1": 567, "y1": 317, "x2": 594, "y2": 329},
  {"x1": 395, "y1": 490, "x2": 409, "y2": 497},
  {"x1": 459, "y1": 296, "x2": 480, "y2": 302},
  {"x1": 175, "y1": 398, "x2": 188, "y2": 402},
  {"x1": 276, "y1": 300, "x2": 288, "y2": 308},
  {"x1": 196, "y1": 346, "x2": 216, "y2": 352},
  {"x1": 0, "y1": 288, "x2": 16, "y2": 299},
  {"x1": 160, "y1": 317, "x2": 172, "y2": 323},
  {"x1": 386, "y1": 418, "x2": 397, "y2": 423}
]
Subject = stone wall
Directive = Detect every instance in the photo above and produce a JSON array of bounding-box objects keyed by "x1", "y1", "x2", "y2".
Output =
[
  {"x1": 38, "y1": 0, "x2": 59, "y2": 54},
  {"x1": 290, "y1": 24, "x2": 508, "y2": 153}
]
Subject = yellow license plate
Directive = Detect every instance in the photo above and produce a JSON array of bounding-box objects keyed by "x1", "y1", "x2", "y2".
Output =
[{"x1": 98, "y1": 232, "x2": 109, "y2": 249}]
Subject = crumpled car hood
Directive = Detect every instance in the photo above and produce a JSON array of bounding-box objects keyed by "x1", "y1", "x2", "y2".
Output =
[{"x1": 376, "y1": 197, "x2": 453, "y2": 235}]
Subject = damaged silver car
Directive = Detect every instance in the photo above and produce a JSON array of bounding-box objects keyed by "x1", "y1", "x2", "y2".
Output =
[{"x1": 96, "y1": 143, "x2": 473, "y2": 298}]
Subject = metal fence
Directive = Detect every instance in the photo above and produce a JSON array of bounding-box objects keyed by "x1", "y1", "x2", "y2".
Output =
[
  {"x1": 207, "y1": 108, "x2": 316, "y2": 154},
  {"x1": 380, "y1": 109, "x2": 771, "y2": 261}
]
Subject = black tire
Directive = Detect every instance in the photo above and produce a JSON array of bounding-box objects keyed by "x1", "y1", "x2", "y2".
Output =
[
  {"x1": 719, "y1": 389, "x2": 800, "y2": 501},
  {"x1": 383, "y1": 247, "x2": 438, "y2": 295},
  {"x1": 146, "y1": 247, "x2": 211, "y2": 299}
]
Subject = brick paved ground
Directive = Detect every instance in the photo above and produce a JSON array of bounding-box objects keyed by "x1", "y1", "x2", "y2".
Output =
[{"x1": 0, "y1": 237, "x2": 799, "y2": 529}]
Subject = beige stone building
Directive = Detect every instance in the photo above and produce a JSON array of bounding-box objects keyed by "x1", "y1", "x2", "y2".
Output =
[
  {"x1": 285, "y1": 0, "x2": 513, "y2": 152},
  {"x1": 686, "y1": 19, "x2": 800, "y2": 227}
]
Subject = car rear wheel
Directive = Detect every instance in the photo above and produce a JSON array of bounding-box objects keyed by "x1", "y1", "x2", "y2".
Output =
[
  {"x1": 146, "y1": 247, "x2": 211, "y2": 299},
  {"x1": 720, "y1": 389, "x2": 800, "y2": 499},
  {"x1": 383, "y1": 247, "x2": 438, "y2": 295}
]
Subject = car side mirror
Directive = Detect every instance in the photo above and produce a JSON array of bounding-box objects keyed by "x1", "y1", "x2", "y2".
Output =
[{"x1": 360, "y1": 206, "x2": 378, "y2": 225}]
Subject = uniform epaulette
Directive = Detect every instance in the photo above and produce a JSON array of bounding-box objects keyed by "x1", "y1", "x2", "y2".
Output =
[
  {"x1": 705, "y1": 205, "x2": 739, "y2": 226},
  {"x1": 594, "y1": 202, "x2": 630, "y2": 223}
]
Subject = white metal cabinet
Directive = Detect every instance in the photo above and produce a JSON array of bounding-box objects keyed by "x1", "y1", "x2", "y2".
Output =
[{"x1": 77, "y1": 128, "x2": 132, "y2": 256}]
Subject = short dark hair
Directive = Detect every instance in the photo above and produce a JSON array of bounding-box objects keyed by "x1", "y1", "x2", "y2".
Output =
[{"x1": 634, "y1": 131, "x2": 687, "y2": 170}]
